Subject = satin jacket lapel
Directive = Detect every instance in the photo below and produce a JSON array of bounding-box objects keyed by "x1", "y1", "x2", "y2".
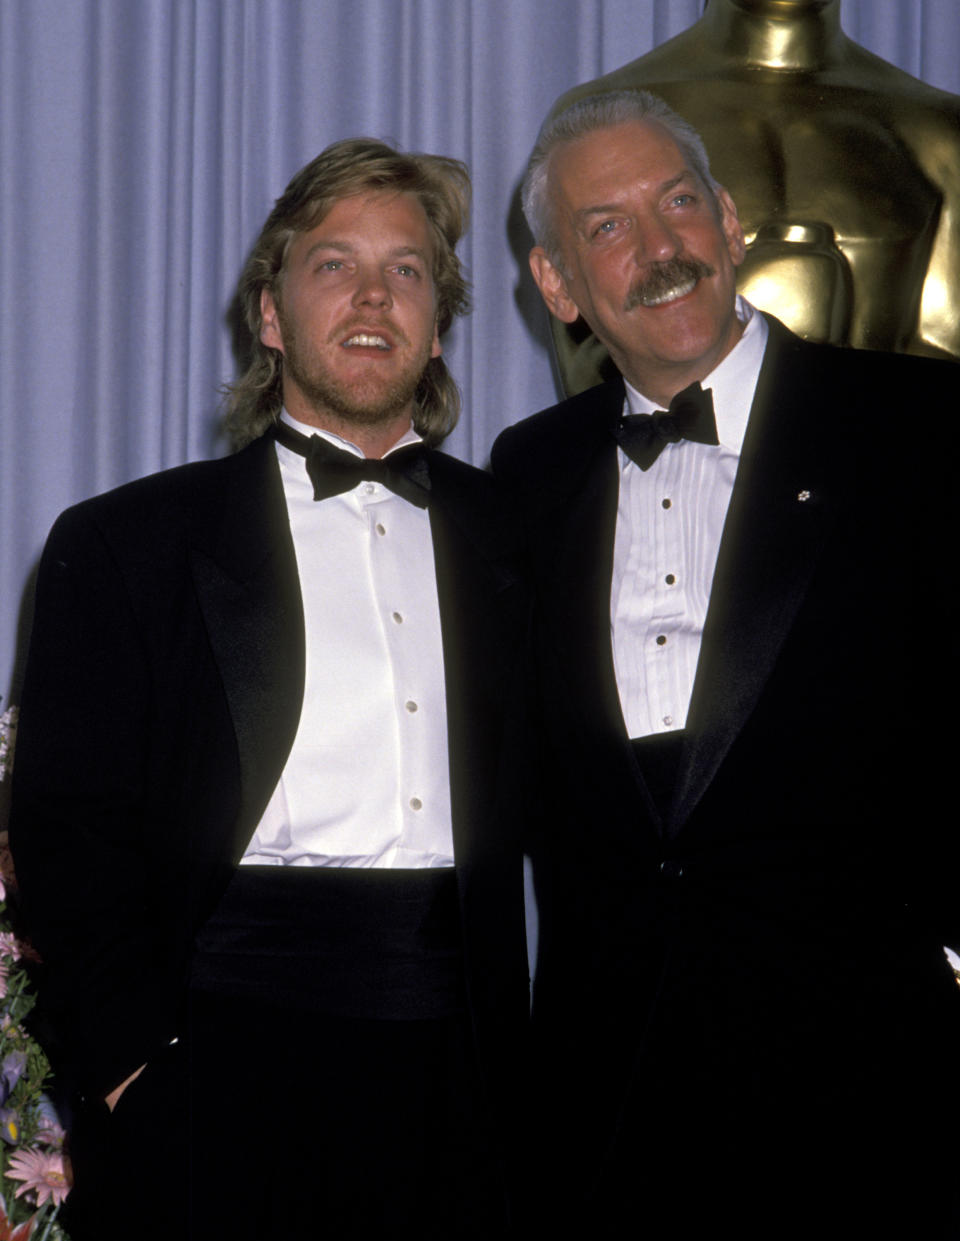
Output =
[
  {"x1": 527, "y1": 381, "x2": 668, "y2": 837},
  {"x1": 188, "y1": 436, "x2": 305, "y2": 855},
  {"x1": 531, "y1": 386, "x2": 622, "y2": 734},
  {"x1": 426, "y1": 453, "x2": 524, "y2": 866},
  {"x1": 671, "y1": 320, "x2": 839, "y2": 833}
]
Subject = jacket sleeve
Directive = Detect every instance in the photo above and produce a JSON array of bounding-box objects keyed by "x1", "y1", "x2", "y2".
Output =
[{"x1": 10, "y1": 506, "x2": 182, "y2": 1100}]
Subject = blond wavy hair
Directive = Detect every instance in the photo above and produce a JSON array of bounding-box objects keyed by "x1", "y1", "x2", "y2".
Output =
[{"x1": 223, "y1": 138, "x2": 470, "y2": 449}]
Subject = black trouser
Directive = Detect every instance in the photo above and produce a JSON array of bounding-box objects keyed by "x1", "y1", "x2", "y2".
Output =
[{"x1": 65, "y1": 867, "x2": 508, "y2": 1240}]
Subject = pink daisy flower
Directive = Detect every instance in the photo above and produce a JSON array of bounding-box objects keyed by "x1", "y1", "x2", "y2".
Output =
[{"x1": 5, "y1": 1147, "x2": 69, "y2": 1207}]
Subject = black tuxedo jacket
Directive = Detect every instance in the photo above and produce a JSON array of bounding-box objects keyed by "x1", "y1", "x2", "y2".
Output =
[
  {"x1": 492, "y1": 316, "x2": 960, "y2": 1227},
  {"x1": 11, "y1": 434, "x2": 530, "y2": 1111}
]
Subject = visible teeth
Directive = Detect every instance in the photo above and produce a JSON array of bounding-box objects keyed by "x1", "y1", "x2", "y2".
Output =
[
  {"x1": 344, "y1": 333, "x2": 389, "y2": 349},
  {"x1": 641, "y1": 277, "x2": 697, "y2": 308}
]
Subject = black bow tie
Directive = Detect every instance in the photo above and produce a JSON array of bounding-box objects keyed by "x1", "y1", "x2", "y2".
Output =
[
  {"x1": 613, "y1": 382, "x2": 719, "y2": 470},
  {"x1": 272, "y1": 422, "x2": 431, "y2": 509}
]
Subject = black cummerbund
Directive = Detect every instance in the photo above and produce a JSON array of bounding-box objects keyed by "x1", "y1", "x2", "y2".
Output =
[{"x1": 188, "y1": 865, "x2": 464, "y2": 1021}]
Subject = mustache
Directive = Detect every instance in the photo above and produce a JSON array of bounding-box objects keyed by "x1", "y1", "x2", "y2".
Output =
[{"x1": 624, "y1": 255, "x2": 715, "y2": 310}]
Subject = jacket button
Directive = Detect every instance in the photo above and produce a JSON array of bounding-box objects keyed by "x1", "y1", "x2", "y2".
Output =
[{"x1": 659, "y1": 859, "x2": 683, "y2": 879}]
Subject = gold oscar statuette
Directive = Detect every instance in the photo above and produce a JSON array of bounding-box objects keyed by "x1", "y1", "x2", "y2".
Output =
[{"x1": 543, "y1": 0, "x2": 960, "y2": 396}]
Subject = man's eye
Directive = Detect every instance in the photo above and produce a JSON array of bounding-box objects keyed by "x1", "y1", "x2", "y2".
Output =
[
  {"x1": 318, "y1": 259, "x2": 343, "y2": 272},
  {"x1": 593, "y1": 220, "x2": 619, "y2": 237},
  {"x1": 394, "y1": 264, "x2": 419, "y2": 278},
  {"x1": 671, "y1": 194, "x2": 695, "y2": 207}
]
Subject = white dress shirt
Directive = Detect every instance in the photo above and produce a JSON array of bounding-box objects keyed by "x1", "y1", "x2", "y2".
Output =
[
  {"x1": 241, "y1": 411, "x2": 454, "y2": 869},
  {"x1": 611, "y1": 297, "x2": 769, "y2": 738}
]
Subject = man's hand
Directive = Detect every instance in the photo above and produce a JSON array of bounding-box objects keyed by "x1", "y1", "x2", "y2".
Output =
[{"x1": 104, "y1": 1063, "x2": 146, "y2": 1112}]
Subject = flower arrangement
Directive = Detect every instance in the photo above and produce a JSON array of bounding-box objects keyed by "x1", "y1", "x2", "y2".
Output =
[{"x1": 0, "y1": 703, "x2": 70, "y2": 1240}]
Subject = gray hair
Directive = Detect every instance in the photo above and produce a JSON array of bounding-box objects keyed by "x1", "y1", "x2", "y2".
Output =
[
  {"x1": 522, "y1": 89, "x2": 720, "y2": 264},
  {"x1": 223, "y1": 138, "x2": 471, "y2": 450}
]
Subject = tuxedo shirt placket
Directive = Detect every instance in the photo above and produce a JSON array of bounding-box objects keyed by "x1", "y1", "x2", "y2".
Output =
[
  {"x1": 241, "y1": 421, "x2": 454, "y2": 869},
  {"x1": 611, "y1": 299, "x2": 767, "y2": 741}
]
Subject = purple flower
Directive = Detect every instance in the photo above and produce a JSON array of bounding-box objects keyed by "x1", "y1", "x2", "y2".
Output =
[
  {"x1": 0, "y1": 1107, "x2": 21, "y2": 1144},
  {"x1": 0, "y1": 1051, "x2": 26, "y2": 1106},
  {"x1": 33, "y1": 1095, "x2": 66, "y2": 1150}
]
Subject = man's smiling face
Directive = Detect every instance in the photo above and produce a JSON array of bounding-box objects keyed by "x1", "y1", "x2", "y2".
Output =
[
  {"x1": 260, "y1": 190, "x2": 441, "y2": 441},
  {"x1": 530, "y1": 118, "x2": 747, "y2": 405}
]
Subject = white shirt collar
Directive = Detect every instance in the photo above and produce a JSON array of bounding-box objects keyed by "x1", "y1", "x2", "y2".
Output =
[
  {"x1": 279, "y1": 408, "x2": 422, "y2": 459},
  {"x1": 623, "y1": 296, "x2": 769, "y2": 455}
]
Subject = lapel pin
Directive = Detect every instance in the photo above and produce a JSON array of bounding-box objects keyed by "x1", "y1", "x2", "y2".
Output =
[{"x1": 796, "y1": 489, "x2": 811, "y2": 502}]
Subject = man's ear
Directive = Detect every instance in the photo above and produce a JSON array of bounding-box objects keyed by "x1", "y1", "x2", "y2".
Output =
[
  {"x1": 529, "y1": 247, "x2": 580, "y2": 324},
  {"x1": 260, "y1": 287, "x2": 285, "y2": 353},
  {"x1": 716, "y1": 187, "x2": 747, "y2": 268}
]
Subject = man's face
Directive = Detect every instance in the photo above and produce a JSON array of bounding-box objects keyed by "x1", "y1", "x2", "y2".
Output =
[
  {"x1": 260, "y1": 190, "x2": 441, "y2": 436},
  {"x1": 530, "y1": 119, "x2": 746, "y2": 404}
]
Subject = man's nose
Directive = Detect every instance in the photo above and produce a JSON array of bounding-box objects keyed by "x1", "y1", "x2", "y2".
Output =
[
  {"x1": 352, "y1": 266, "x2": 392, "y2": 309},
  {"x1": 634, "y1": 212, "x2": 681, "y2": 264}
]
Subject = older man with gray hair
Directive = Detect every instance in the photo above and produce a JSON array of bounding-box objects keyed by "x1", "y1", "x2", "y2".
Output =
[{"x1": 494, "y1": 89, "x2": 960, "y2": 1237}]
